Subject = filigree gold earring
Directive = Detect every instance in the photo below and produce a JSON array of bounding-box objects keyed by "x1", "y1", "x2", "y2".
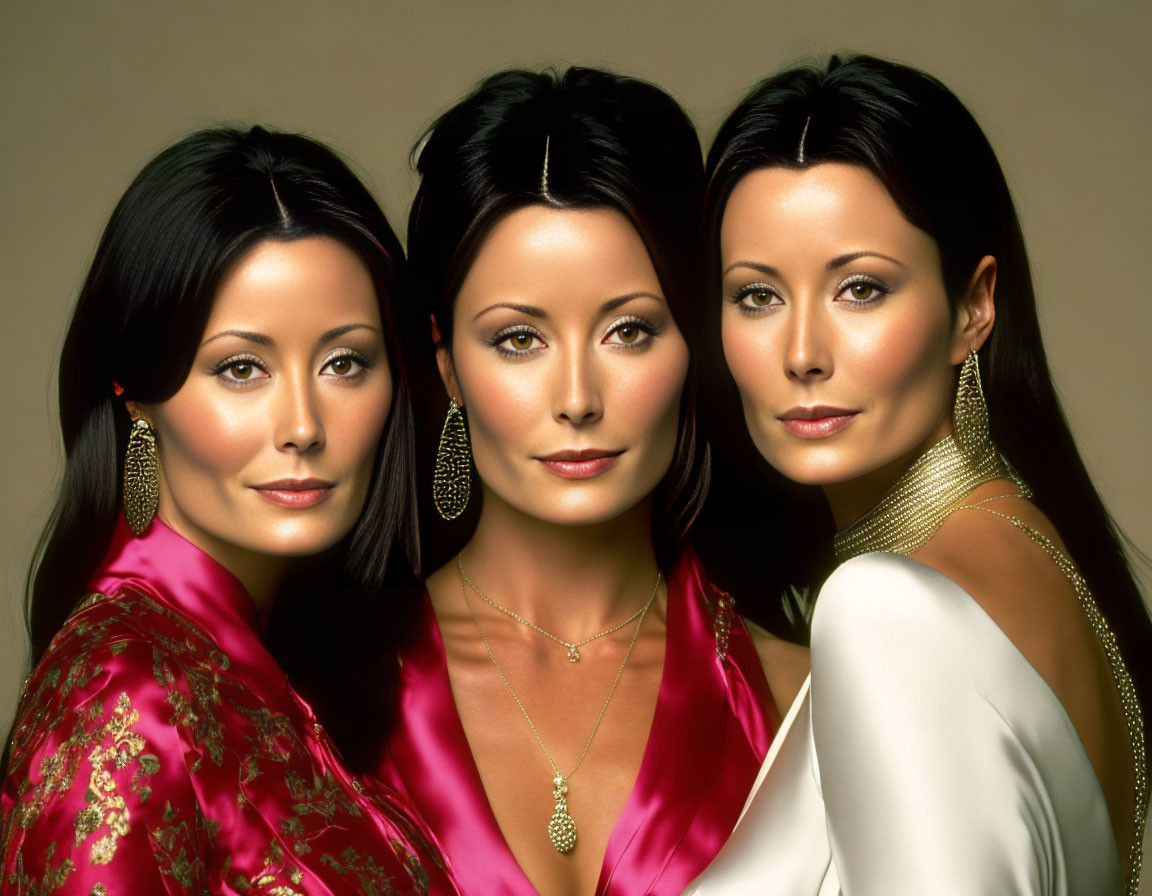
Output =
[
  {"x1": 953, "y1": 348, "x2": 991, "y2": 464},
  {"x1": 433, "y1": 398, "x2": 471, "y2": 520},
  {"x1": 123, "y1": 417, "x2": 160, "y2": 535}
]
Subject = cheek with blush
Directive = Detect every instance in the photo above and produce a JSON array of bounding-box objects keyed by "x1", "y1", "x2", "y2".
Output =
[{"x1": 721, "y1": 315, "x2": 782, "y2": 454}]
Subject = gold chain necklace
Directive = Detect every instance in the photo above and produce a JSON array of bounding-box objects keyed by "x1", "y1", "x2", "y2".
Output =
[
  {"x1": 456, "y1": 561, "x2": 660, "y2": 854},
  {"x1": 832, "y1": 435, "x2": 1147, "y2": 895},
  {"x1": 961, "y1": 498, "x2": 1147, "y2": 895},
  {"x1": 458, "y1": 555, "x2": 652, "y2": 663}
]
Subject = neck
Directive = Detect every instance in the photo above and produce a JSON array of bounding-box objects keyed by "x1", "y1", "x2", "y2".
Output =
[
  {"x1": 156, "y1": 510, "x2": 286, "y2": 612},
  {"x1": 823, "y1": 417, "x2": 955, "y2": 530},
  {"x1": 829, "y1": 431, "x2": 1028, "y2": 562},
  {"x1": 459, "y1": 488, "x2": 663, "y2": 634}
]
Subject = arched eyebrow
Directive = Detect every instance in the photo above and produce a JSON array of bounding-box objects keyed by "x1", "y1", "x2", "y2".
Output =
[
  {"x1": 723, "y1": 253, "x2": 905, "y2": 278},
  {"x1": 722, "y1": 261, "x2": 781, "y2": 278},
  {"x1": 201, "y1": 329, "x2": 274, "y2": 347},
  {"x1": 200, "y1": 323, "x2": 379, "y2": 348},
  {"x1": 472, "y1": 292, "x2": 664, "y2": 323},
  {"x1": 826, "y1": 251, "x2": 906, "y2": 270}
]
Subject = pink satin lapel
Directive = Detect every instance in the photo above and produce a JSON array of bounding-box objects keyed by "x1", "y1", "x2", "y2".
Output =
[
  {"x1": 596, "y1": 550, "x2": 778, "y2": 894},
  {"x1": 380, "y1": 548, "x2": 778, "y2": 896},
  {"x1": 382, "y1": 596, "x2": 536, "y2": 892}
]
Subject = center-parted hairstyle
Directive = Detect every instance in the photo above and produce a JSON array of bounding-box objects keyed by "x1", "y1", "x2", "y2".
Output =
[
  {"x1": 703, "y1": 54, "x2": 1152, "y2": 715},
  {"x1": 27, "y1": 126, "x2": 419, "y2": 668},
  {"x1": 407, "y1": 66, "x2": 710, "y2": 558}
]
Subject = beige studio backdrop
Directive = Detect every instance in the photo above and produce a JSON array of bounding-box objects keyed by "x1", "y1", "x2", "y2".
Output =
[{"x1": 2, "y1": 0, "x2": 1150, "y2": 743}]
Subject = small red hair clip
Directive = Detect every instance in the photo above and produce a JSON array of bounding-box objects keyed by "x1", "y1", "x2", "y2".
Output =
[{"x1": 112, "y1": 381, "x2": 125, "y2": 397}]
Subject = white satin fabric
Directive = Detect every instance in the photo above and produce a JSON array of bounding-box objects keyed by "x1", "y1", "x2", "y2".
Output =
[{"x1": 686, "y1": 552, "x2": 1125, "y2": 896}]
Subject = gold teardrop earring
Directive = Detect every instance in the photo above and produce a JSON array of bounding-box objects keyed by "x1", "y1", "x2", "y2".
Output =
[
  {"x1": 953, "y1": 348, "x2": 991, "y2": 464},
  {"x1": 432, "y1": 398, "x2": 472, "y2": 520},
  {"x1": 123, "y1": 416, "x2": 160, "y2": 535}
]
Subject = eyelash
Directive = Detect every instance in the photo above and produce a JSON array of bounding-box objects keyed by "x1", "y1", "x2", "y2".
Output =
[
  {"x1": 835, "y1": 275, "x2": 889, "y2": 307},
  {"x1": 491, "y1": 326, "x2": 547, "y2": 357},
  {"x1": 730, "y1": 282, "x2": 781, "y2": 315},
  {"x1": 603, "y1": 315, "x2": 659, "y2": 350},
  {"x1": 321, "y1": 350, "x2": 372, "y2": 380},
  {"x1": 213, "y1": 353, "x2": 268, "y2": 385}
]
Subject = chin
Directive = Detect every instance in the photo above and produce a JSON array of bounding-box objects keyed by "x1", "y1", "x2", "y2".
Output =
[
  {"x1": 527, "y1": 494, "x2": 647, "y2": 529},
  {"x1": 759, "y1": 447, "x2": 866, "y2": 488},
  {"x1": 252, "y1": 522, "x2": 354, "y2": 558}
]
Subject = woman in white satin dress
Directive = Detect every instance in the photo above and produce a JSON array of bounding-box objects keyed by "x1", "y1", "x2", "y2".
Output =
[{"x1": 687, "y1": 54, "x2": 1150, "y2": 896}]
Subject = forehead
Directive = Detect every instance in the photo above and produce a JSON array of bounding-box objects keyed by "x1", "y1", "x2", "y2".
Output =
[
  {"x1": 206, "y1": 236, "x2": 380, "y2": 330},
  {"x1": 455, "y1": 205, "x2": 662, "y2": 315},
  {"x1": 721, "y1": 163, "x2": 937, "y2": 264}
]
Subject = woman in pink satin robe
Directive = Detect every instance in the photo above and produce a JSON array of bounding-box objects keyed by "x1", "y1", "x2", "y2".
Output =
[
  {"x1": 374, "y1": 68, "x2": 808, "y2": 895},
  {"x1": 1, "y1": 127, "x2": 455, "y2": 895}
]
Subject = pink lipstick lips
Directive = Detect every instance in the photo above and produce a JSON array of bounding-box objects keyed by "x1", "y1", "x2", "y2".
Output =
[
  {"x1": 252, "y1": 478, "x2": 334, "y2": 508},
  {"x1": 536, "y1": 449, "x2": 624, "y2": 479},
  {"x1": 778, "y1": 406, "x2": 859, "y2": 439}
]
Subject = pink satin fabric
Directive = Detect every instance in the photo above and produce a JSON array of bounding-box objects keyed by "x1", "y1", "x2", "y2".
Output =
[
  {"x1": 378, "y1": 548, "x2": 779, "y2": 894},
  {"x1": 2, "y1": 515, "x2": 456, "y2": 895}
]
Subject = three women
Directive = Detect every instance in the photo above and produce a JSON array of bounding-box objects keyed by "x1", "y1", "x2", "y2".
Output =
[{"x1": 4, "y1": 54, "x2": 1147, "y2": 896}]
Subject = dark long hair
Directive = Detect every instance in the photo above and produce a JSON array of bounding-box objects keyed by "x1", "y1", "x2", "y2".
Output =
[
  {"x1": 21, "y1": 126, "x2": 419, "y2": 768},
  {"x1": 407, "y1": 66, "x2": 710, "y2": 569},
  {"x1": 704, "y1": 54, "x2": 1152, "y2": 710}
]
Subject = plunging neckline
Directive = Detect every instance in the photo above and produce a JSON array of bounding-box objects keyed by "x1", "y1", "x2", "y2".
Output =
[{"x1": 381, "y1": 550, "x2": 779, "y2": 894}]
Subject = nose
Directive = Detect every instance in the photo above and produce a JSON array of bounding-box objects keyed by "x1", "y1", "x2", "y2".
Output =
[
  {"x1": 784, "y1": 298, "x2": 833, "y2": 383},
  {"x1": 553, "y1": 346, "x2": 604, "y2": 425},
  {"x1": 275, "y1": 370, "x2": 325, "y2": 452}
]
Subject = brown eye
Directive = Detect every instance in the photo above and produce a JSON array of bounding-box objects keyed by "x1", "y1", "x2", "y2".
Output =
[
  {"x1": 737, "y1": 287, "x2": 776, "y2": 309},
  {"x1": 231, "y1": 362, "x2": 253, "y2": 380},
  {"x1": 330, "y1": 358, "x2": 352, "y2": 375},
  {"x1": 617, "y1": 326, "x2": 639, "y2": 344},
  {"x1": 511, "y1": 333, "x2": 533, "y2": 349},
  {"x1": 841, "y1": 280, "x2": 886, "y2": 304}
]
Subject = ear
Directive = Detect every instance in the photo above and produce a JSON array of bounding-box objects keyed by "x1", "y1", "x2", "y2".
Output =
[
  {"x1": 950, "y1": 255, "x2": 997, "y2": 364},
  {"x1": 123, "y1": 400, "x2": 152, "y2": 426},
  {"x1": 432, "y1": 317, "x2": 462, "y2": 405}
]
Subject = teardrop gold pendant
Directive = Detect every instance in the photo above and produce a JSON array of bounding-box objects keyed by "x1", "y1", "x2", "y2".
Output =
[{"x1": 547, "y1": 775, "x2": 577, "y2": 853}]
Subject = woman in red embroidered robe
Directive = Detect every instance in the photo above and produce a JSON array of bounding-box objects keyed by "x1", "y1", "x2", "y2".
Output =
[{"x1": 2, "y1": 126, "x2": 456, "y2": 895}]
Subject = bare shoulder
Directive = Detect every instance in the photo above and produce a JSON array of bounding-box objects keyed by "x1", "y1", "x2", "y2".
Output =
[
  {"x1": 912, "y1": 485, "x2": 1097, "y2": 693},
  {"x1": 743, "y1": 618, "x2": 810, "y2": 718},
  {"x1": 911, "y1": 483, "x2": 1135, "y2": 860}
]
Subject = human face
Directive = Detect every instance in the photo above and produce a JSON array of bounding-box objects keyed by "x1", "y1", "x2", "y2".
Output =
[
  {"x1": 141, "y1": 236, "x2": 392, "y2": 587},
  {"x1": 443, "y1": 205, "x2": 689, "y2": 528},
  {"x1": 720, "y1": 164, "x2": 972, "y2": 507}
]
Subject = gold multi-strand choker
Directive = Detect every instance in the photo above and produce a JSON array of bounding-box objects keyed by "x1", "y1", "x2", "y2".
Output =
[{"x1": 832, "y1": 434, "x2": 1028, "y2": 562}]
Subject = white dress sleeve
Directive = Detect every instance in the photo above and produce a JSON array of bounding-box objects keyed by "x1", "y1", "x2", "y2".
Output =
[{"x1": 810, "y1": 552, "x2": 1121, "y2": 896}]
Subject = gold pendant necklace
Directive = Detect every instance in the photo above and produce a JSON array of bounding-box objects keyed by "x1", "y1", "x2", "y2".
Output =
[
  {"x1": 458, "y1": 555, "x2": 652, "y2": 662},
  {"x1": 832, "y1": 434, "x2": 1146, "y2": 895},
  {"x1": 457, "y1": 561, "x2": 660, "y2": 854}
]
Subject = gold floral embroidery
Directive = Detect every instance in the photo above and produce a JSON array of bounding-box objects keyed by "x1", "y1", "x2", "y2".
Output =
[
  {"x1": 320, "y1": 846, "x2": 401, "y2": 896},
  {"x1": 5, "y1": 587, "x2": 443, "y2": 895},
  {"x1": 228, "y1": 841, "x2": 306, "y2": 895},
  {"x1": 6, "y1": 841, "x2": 77, "y2": 895},
  {"x1": 148, "y1": 800, "x2": 211, "y2": 890},
  {"x1": 76, "y1": 693, "x2": 152, "y2": 866},
  {"x1": 236, "y1": 704, "x2": 298, "y2": 783}
]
